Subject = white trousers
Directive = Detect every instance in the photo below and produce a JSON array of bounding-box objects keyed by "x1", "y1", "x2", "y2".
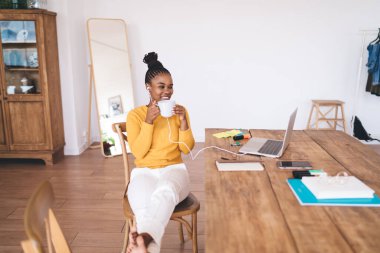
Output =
[{"x1": 127, "y1": 163, "x2": 190, "y2": 253}]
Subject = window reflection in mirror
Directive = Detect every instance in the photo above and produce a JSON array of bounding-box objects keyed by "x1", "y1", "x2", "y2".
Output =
[{"x1": 87, "y1": 18, "x2": 134, "y2": 157}]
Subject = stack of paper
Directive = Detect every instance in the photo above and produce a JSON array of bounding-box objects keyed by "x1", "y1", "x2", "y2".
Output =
[
  {"x1": 287, "y1": 179, "x2": 380, "y2": 206},
  {"x1": 301, "y1": 176, "x2": 375, "y2": 199}
]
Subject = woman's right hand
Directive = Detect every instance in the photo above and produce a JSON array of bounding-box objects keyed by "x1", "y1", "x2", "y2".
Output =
[{"x1": 145, "y1": 100, "x2": 160, "y2": 124}]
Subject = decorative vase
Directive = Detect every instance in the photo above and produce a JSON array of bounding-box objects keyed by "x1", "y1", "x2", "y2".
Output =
[
  {"x1": 21, "y1": 77, "x2": 28, "y2": 86},
  {"x1": 27, "y1": 0, "x2": 47, "y2": 9}
]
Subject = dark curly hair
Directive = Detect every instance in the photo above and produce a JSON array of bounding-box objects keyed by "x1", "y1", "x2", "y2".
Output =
[{"x1": 143, "y1": 52, "x2": 171, "y2": 84}]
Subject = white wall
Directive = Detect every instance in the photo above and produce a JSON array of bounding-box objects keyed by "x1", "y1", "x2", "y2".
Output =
[
  {"x1": 48, "y1": 0, "x2": 90, "y2": 154},
  {"x1": 50, "y1": 0, "x2": 380, "y2": 154},
  {"x1": 83, "y1": 0, "x2": 380, "y2": 142}
]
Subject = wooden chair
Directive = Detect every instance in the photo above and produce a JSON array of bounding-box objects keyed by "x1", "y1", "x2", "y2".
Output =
[
  {"x1": 21, "y1": 181, "x2": 72, "y2": 253},
  {"x1": 112, "y1": 122, "x2": 200, "y2": 253}
]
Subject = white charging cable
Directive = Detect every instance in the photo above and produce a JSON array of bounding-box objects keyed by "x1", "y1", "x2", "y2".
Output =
[{"x1": 166, "y1": 118, "x2": 246, "y2": 160}]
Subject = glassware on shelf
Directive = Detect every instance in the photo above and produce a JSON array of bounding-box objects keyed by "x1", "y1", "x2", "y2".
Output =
[
  {"x1": 7, "y1": 76, "x2": 15, "y2": 94},
  {"x1": 27, "y1": 51, "x2": 38, "y2": 67},
  {"x1": 21, "y1": 77, "x2": 28, "y2": 86},
  {"x1": 0, "y1": 1, "x2": 9, "y2": 8},
  {"x1": 1, "y1": 21, "x2": 40, "y2": 94},
  {"x1": 20, "y1": 85, "x2": 33, "y2": 93},
  {"x1": 0, "y1": 0, "x2": 28, "y2": 9},
  {"x1": 7, "y1": 85, "x2": 16, "y2": 94},
  {"x1": 20, "y1": 77, "x2": 34, "y2": 94},
  {"x1": 27, "y1": 0, "x2": 47, "y2": 9}
]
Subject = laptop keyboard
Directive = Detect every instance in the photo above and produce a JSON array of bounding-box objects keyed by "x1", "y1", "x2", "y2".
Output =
[{"x1": 258, "y1": 140, "x2": 283, "y2": 155}]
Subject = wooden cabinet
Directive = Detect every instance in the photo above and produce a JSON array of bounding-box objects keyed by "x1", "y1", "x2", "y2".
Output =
[{"x1": 0, "y1": 9, "x2": 64, "y2": 165}]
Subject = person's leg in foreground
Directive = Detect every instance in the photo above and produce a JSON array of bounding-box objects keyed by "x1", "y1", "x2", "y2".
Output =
[{"x1": 127, "y1": 164, "x2": 190, "y2": 253}]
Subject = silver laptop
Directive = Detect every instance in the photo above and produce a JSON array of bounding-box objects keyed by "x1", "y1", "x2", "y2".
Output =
[{"x1": 239, "y1": 109, "x2": 298, "y2": 158}]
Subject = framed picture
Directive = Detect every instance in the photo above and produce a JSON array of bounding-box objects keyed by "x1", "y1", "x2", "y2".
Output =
[{"x1": 108, "y1": 95, "x2": 123, "y2": 117}]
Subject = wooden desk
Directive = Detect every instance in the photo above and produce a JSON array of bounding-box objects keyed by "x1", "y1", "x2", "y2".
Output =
[{"x1": 205, "y1": 129, "x2": 380, "y2": 252}]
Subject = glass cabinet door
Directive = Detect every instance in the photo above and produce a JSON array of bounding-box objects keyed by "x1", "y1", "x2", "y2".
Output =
[{"x1": 0, "y1": 20, "x2": 40, "y2": 95}]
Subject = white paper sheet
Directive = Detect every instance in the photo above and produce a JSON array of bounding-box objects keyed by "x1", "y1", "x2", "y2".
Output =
[{"x1": 215, "y1": 161, "x2": 264, "y2": 171}]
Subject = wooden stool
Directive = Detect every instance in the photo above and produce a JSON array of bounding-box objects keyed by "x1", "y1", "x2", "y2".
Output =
[{"x1": 307, "y1": 100, "x2": 347, "y2": 132}]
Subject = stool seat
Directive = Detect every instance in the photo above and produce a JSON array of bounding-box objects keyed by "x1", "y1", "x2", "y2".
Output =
[
  {"x1": 311, "y1": 100, "x2": 344, "y2": 105},
  {"x1": 307, "y1": 100, "x2": 347, "y2": 132}
]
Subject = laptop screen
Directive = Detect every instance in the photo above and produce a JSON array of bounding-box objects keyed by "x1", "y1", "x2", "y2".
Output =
[{"x1": 279, "y1": 108, "x2": 298, "y2": 155}]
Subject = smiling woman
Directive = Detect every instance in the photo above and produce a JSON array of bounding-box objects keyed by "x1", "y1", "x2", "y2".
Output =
[{"x1": 124, "y1": 52, "x2": 195, "y2": 252}]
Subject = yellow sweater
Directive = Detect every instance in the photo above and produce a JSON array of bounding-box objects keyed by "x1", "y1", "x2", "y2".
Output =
[{"x1": 126, "y1": 105, "x2": 195, "y2": 169}]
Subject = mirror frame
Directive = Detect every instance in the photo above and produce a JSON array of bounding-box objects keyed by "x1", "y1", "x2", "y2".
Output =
[{"x1": 86, "y1": 18, "x2": 134, "y2": 157}]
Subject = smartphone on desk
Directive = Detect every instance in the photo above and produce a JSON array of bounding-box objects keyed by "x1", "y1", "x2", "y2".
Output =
[{"x1": 277, "y1": 161, "x2": 312, "y2": 170}]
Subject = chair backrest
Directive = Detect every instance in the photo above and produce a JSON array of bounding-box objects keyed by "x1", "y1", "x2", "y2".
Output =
[
  {"x1": 22, "y1": 181, "x2": 71, "y2": 253},
  {"x1": 112, "y1": 122, "x2": 131, "y2": 185}
]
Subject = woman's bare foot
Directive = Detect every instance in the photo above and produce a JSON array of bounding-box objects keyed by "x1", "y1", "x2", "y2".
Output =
[
  {"x1": 126, "y1": 219, "x2": 154, "y2": 253},
  {"x1": 126, "y1": 230, "x2": 138, "y2": 253},
  {"x1": 126, "y1": 219, "x2": 138, "y2": 253},
  {"x1": 130, "y1": 235, "x2": 148, "y2": 253}
]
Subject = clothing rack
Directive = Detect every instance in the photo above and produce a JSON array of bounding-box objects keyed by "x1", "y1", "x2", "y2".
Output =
[{"x1": 351, "y1": 29, "x2": 378, "y2": 136}]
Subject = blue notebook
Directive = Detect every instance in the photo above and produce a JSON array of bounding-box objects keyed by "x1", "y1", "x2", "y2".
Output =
[{"x1": 287, "y1": 179, "x2": 380, "y2": 206}]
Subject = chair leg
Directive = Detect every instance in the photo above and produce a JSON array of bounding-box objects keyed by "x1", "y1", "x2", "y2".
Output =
[
  {"x1": 192, "y1": 213, "x2": 198, "y2": 253},
  {"x1": 121, "y1": 219, "x2": 130, "y2": 253},
  {"x1": 334, "y1": 105, "x2": 338, "y2": 130},
  {"x1": 307, "y1": 105, "x2": 314, "y2": 129},
  {"x1": 315, "y1": 104, "x2": 320, "y2": 130},
  {"x1": 177, "y1": 221, "x2": 185, "y2": 243},
  {"x1": 45, "y1": 218, "x2": 53, "y2": 253},
  {"x1": 340, "y1": 105, "x2": 347, "y2": 133}
]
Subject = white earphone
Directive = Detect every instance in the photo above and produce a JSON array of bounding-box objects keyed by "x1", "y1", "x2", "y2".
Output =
[{"x1": 146, "y1": 86, "x2": 153, "y2": 102}]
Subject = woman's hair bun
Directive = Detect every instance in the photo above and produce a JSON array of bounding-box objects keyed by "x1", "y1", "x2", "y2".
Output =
[
  {"x1": 143, "y1": 52, "x2": 164, "y2": 69},
  {"x1": 143, "y1": 52, "x2": 157, "y2": 64}
]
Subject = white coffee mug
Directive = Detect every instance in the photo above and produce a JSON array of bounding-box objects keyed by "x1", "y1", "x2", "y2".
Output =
[{"x1": 157, "y1": 100, "x2": 175, "y2": 118}]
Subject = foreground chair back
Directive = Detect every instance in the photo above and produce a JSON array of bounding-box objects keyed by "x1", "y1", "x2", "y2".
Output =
[
  {"x1": 112, "y1": 122, "x2": 200, "y2": 253},
  {"x1": 21, "y1": 181, "x2": 71, "y2": 253}
]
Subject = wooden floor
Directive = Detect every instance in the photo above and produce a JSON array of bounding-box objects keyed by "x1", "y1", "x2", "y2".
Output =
[
  {"x1": 1, "y1": 141, "x2": 379, "y2": 253},
  {"x1": 0, "y1": 143, "x2": 205, "y2": 253}
]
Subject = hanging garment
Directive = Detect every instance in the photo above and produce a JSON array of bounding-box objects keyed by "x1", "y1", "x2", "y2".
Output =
[
  {"x1": 365, "y1": 40, "x2": 380, "y2": 96},
  {"x1": 366, "y1": 73, "x2": 380, "y2": 96},
  {"x1": 366, "y1": 43, "x2": 380, "y2": 85}
]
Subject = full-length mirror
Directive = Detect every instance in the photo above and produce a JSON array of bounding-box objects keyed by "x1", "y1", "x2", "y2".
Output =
[{"x1": 87, "y1": 18, "x2": 134, "y2": 157}]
